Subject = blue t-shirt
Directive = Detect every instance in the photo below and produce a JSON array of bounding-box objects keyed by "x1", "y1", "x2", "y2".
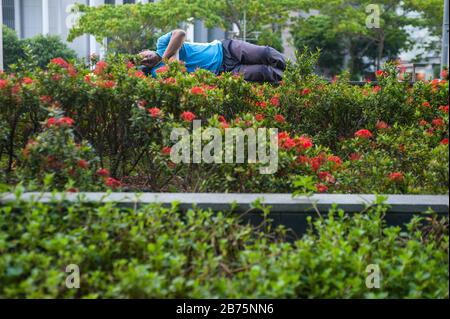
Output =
[{"x1": 151, "y1": 32, "x2": 223, "y2": 77}]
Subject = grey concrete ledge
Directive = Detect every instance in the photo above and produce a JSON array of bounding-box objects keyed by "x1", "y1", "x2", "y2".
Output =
[{"x1": 0, "y1": 193, "x2": 448, "y2": 214}]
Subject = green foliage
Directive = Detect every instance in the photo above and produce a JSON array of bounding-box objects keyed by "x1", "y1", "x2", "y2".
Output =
[
  {"x1": 0, "y1": 196, "x2": 447, "y2": 298},
  {"x1": 1, "y1": 25, "x2": 76, "y2": 70},
  {"x1": 292, "y1": 0, "x2": 441, "y2": 78},
  {"x1": 1, "y1": 25, "x2": 25, "y2": 70},
  {"x1": 23, "y1": 35, "x2": 77, "y2": 69}
]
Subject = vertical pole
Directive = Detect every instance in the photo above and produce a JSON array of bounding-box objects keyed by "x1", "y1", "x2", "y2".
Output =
[
  {"x1": 42, "y1": 0, "x2": 49, "y2": 34},
  {"x1": 0, "y1": 0, "x2": 3, "y2": 71},
  {"x1": 441, "y1": 0, "x2": 449, "y2": 74}
]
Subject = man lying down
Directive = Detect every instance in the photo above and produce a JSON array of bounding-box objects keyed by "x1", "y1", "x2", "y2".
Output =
[{"x1": 138, "y1": 29, "x2": 286, "y2": 83}]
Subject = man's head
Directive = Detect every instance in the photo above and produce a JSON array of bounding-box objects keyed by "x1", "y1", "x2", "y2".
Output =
[{"x1": 139, "y1": 50, "x2": 162, "y2": 69}]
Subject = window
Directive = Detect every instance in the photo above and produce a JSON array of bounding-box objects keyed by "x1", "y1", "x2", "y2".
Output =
[
  {"x1": 2, "y1": 0, "x2": 15, "y2": 30},
  {"x1": 104, "y1": 0, "x2": 115, "y2": 4}
]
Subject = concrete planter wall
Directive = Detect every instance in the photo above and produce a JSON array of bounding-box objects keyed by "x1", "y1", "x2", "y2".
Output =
[{"x1": 1, "y1": 193, "x2": 448, "y2": 235}]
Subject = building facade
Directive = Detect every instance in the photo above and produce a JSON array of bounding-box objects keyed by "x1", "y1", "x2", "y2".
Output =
[{"x1": 1, "y1": 0, "x2": 226, "y2": 59}]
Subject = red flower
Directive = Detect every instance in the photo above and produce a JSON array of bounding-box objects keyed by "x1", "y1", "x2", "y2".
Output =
[
  {"x1": 46, "y1": 118, "x2": 58, "y2": 128},
  {"x1": 441, "y1": 138, "x2": 449, "y2": 145},
  {"x1": 84, "y1": 75, "x2": 92, "y2": 83},
  {"x1": 220, "y1": 122, "x2": 230, "y2": 129},
  {"x1": 355, "y1": 129, "x2": 373, "y2": 139},
  {"x1": 162, "y1": 77, "x2": 176, "y2": 85},
  {"x1": 50, "y1": 58, "x2": 69, "y2": 68},
  {"x1": 278, "y1": 131, "x2": 290, "y2": 141},
  {"x1": 191, "y1": 86, "x2": 206, "y2": 96},
  {"x1": 422, "y1": 101, "x2": 431, "y2": 108},
  {"x1": 67, "y1": 188, "x2": 79, "y2": 193},
  {"x1": 419, "y1": 119, "x2": 428, "y2": 127},
  {"x1": 162, "y1": 146, "x2": 172, "y2": 155},
  {"x1": 349, "y1": 152, "x2": 362, "y2": 161},
  {"x1": 316, "y1": 183, "x2": 329, "y2": 193},
  {"x1": 270, "y1": 96, "x2": 280, "y2": 107},
  {"x1": 302, "y1": 88, "x2": 311, "y2": 95},
  {"x1": 281, "y1": 137, "x2": 296, "y2": 150},
  {"x1": 328, "y1": 155, "x2": 342, "y2": 168},
  {"x1": 296, "y1": 155, "x2": 309, "y2": 165},
  {"x1": 439, "y1": 105, "x2": 449, "y2": 114},
  {"x1": 133, "y1": 70, "x2": 146, "y2": 79},
  {"x1": 441, "y1": 69, "x2": 448, "y2": 79},
  {"x1": 255, "y1": 114, "x2": 265, "y2": 122},
  {"x1": 255, "y1": 101, "x2": 267, "y2": 108},
  {"x1": 376, "y1": 70, "x2": 385, "y2": 77},
  {"x1": 22, "y1": 77, "x2": 33, "y2": 85},
  {"x1": 376, "y1": 120, "x2": 389, "y2": 130},
  {"x1": 274, "y1": 114, "x2": 286, "y2": 124},
  {"x1": 318, "y1": 171, "x2": 336, "y2": 184},
  {"x1": 104, "y1": 177, "x2": 122, "y2": 189},
  {"x1": 57, "y1": 117, "x2": 74, "y2": 127},
  {"x1": 218, "y1": 115, "x2": 227, "y2": 123},
  {"x1": 156, "y1": 65, "x2": 169, "y2": 74},
  {"x1": 98, "y1": 80, "x2": 116, "y2": 89},
  {"x1": 96, "y1": 168, "x2": 110, "y2": 177},
  {"x1": 310, "y1": 156, "x2": 325, "y2": 172},
  {"x1": 181, "y1": 111, "x2": 196, "y2": 122},
  {"x1": 94, "y1": 60, "x2": 108, "y2": 75},
  {"x1": 295, "y1": 136, "x2": 313, "y2": 150},
  {"x1": 432, "y1": 118, "x2": 445, "y2": 128},
  {"x1": 147, "y1": 107, "x2": 161, "y2": 118},
  {"x1": 388, "y1": 172, "x2": 404, "y2": 182},
  {"x1": 127, "y1": 61, "x2": 135, "y2": 69},
  {"x1": 0, "y1": 79, "x2": 8, "y2": 89},
  {"x1": 372, "y1": 86, "x2": 381, "y2": 94},
  {"x1": 77, "y1": 159, "x2": 89, "y2": 169}
]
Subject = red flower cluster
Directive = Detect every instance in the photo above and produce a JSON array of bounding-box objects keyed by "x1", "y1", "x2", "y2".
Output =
[
  {"x1": 422, "y1": 101, "x2": 431, "y2": 108},
  {"x1": 432, "y1": 118, "x2": 445, "y2": 128},
  {"x1": 50, "y1": 58, "x2": 70, "y2": 69},
  {"x1": 0, "y1": 79, "x2": 8, "y2": 89},
  {"x1": 46, "y1": 117, "x2": 75, "y2": 128},
  {"x1": 161, "y1": 146, "x2": 172, "y2": 155},
  {"x1": 156, "y1": 65, "x2": 169, "y2": 74},
  {"x1": 274, "y1": 114, "x2": 286, "y2": 124},
  {"x1": 77, "y1": 159, "x2": 89, "y2": 169},
  {"x1": 191, "y1": 86, "x2": 206, "y2": 96},
  {"x1": 270, "y1": 96, "x2": 280, "y2": 107},
  {"x1": 255, "y1": 101, "x2": 267, "y2": 108},
  {"x1": 96, "y1": 168, "x2": 110, "y2": 177},
  {"x1": 147, "y1": 107, "x2": 161, "y2": 118},
  {"x1": 94, "y1": 61, "x2": 108, "y2": 75},
  {"x1": 181, "y1": 111, "x2": 196, "y2": 122},
  {"x1": 22, "y1": 77, "x2": 33, "y2": 85},
  {"x1": 388, "y1": 172, "x2": 404, "y2": 182},
  {"x1": 316, "y1": 183, "x2": 329, "y2": 193},
  {"x1": 441, "y1": 138, "x2": 449, "y2": 145},
  {"x1": 355, "y1": 129, "x2": 373, "y2": 139},
  {"x1": 439, "y1": 105, "x2": 449, "y2": 114},
  {"x1": 104, "y1": 177, "x2": 122, "y2": 189}
]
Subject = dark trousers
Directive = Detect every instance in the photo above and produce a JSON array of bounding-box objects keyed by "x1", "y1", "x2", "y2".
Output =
[{"x1": 221, "y1": 39, "x2": 286, "y2": 83}]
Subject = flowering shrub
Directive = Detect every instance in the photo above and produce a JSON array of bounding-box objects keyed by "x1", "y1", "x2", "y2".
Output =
[
  {"x1": 0, "y1": 52, "x2": 448, "y2": 193},
  {"x1": 19, "y1": 109, "x2": 118, "y2": 191}
]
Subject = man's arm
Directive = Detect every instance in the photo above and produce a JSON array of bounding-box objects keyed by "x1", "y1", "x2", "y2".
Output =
[{"x1": 162, "y1": 29, "x2": 186, "y2": 60}]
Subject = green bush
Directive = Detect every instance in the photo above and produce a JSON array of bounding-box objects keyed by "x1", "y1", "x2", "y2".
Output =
[
  {"x1": 23, "y1": 35, "x2": 77, "y2": 69},
  {"x1": 0, "y1": 195, "x2": 447, "y2": 298},
  {"x1": 1, "y1": 25, "x2": 76, "y2": 70},
  {"x1": 0, "y1": 51, "x2": 448, "y2": 193},
  {"x1": 1, "y1": 25, "x2": 25, "y2": 70}
]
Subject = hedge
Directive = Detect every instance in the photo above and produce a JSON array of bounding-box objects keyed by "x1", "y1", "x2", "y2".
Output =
[{"x1": 0, "y1": 194, "x2": 448, "y2": 298}]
